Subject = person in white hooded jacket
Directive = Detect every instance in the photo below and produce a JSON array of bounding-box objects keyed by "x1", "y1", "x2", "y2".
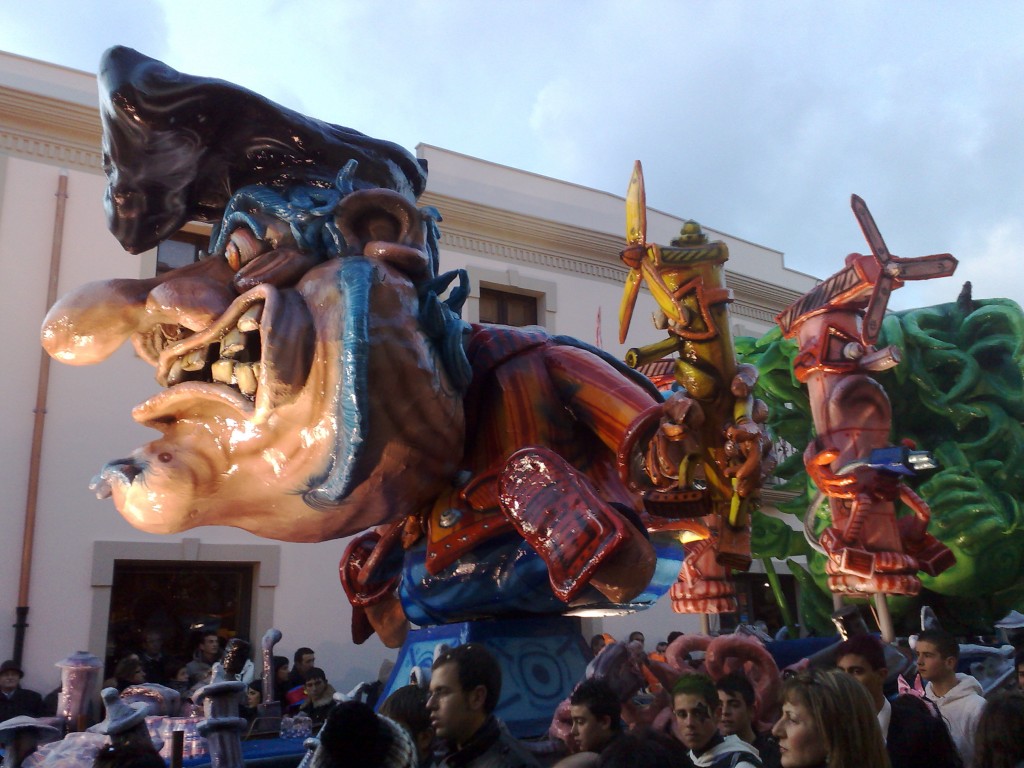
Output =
[
  {"x1": 671, "y1": 675, "x2": 762, "y2": 768},
  {"x1": 916, "y1": 628, "x2": 986, "y2": 766}
]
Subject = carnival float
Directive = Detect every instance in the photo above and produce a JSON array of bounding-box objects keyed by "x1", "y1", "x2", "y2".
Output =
[{"x1": 16, "y1": 44, "x2": 1024, "y2": 766}]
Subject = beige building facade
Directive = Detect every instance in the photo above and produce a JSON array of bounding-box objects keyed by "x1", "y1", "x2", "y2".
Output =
[{"x1": 1, "y1": 50, "x2": 817, "y2": 694}]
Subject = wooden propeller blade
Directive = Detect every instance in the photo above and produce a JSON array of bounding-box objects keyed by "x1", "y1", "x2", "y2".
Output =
[
  {"x1": 890, "y1": 253, "x2": 958, "y2": 281},
  {"x1": 626, "y1": 160, "x2": 647, "y2": 247},
  {"x1": 851, "y1": 194, "x2": 892, "y2": 263},
  {"x1": 618, "y1": 267, "x2": 643, "y2": 343},
  {"x1": 862, "y1": 276, "x2": 893, "y2": 344}
]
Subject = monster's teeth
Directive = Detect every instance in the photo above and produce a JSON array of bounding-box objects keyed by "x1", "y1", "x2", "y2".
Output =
[
  {"x1": 180, "y1": 348, "x2": 207, "y2": 372},
  {"x1": 235, "y1": 363, "x2": 257, "y2": 396},
  {"x1": 167, "y1": 358, "x2": 186, "y2": 386},
  {"x1": 237, "y1": 304, "x2": 262, "y2": 332},
  {"x1": 220, "y1": 327, "x2": 246, "y2": 358},
  {"x1": 211, "y1": 358, "x2": 234, "y2": 384}
]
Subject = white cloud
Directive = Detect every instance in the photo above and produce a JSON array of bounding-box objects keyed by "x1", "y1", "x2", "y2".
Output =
[
  {"x1": 0, "y1": 0, "x2": 170, "y2": 72},
  {"x1": 528, "y1": 77, "x2": 585, "y2": 174},
  {"x1": 3, "y1": 0, "x2": 1024, "y2": 314}
]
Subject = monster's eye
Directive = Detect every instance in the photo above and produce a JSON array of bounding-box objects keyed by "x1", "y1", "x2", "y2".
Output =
[
  {"x1": 158, "y1": 452, "x2": 173, "y2": 463},
  {"x1": 225, "y1": 227, "x2": 269, "y2": 272}
]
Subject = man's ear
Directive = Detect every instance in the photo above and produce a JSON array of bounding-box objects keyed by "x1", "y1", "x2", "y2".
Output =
[
  {"x1": 599, "y1": 714, "x2": 613, "y2": 732},
  {"x1": 943, "y1": 656, "x2": 958, "y2": 673},
  {"x1": 467, "y1": 684, "x2": 488, "y2": 713}
]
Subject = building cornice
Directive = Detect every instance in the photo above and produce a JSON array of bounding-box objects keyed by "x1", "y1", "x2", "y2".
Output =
[
  {"x1": 0, "y1": 86, "x2": 806, "y2": 320},
  {"x1": 422, "y1": 191, "x2": 805, "y2": 316},
  {"x1": 0, "y1": 85, "x2": 103, "y2": 171}
]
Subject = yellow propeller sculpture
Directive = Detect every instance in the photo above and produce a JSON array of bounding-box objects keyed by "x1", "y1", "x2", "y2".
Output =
[
  {"x1": 618, "y1": 161, "x2": 687, "y2": 344},
  {"x1": 615, "y1": 161, "x2": 774, "y2": 622}
]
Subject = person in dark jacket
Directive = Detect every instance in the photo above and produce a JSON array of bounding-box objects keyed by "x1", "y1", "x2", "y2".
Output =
[
  {"x1": 0, "y1": 660, "x2": 44, "y2": 720},
  {"x1": 715, "y1": 672, "x2": 780, "y2": 768},
  {"x1": 272, "y1": 655, "x2": 291, "y2": 704},
  {"x1": 428, "y1": 643, "x2": 539, "y2": 768},
  {"x1": 286, "y1": 647, "x2": 316, "y2": 692},
  {"x1": 835, "y1": 634, "x2": 962, "y2": 768},
  {"x1": 299, "y1": 668, "x2": 337, "y2": 730},
  {"x1": 567, "y1": 678, "x2": 623, "y2": 758},
  {"x1": 136, "y1": 630, "x2": 169, "y2": 686}
]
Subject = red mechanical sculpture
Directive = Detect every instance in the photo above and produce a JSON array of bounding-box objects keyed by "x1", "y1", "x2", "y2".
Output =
[{"x1": 776, "y1": 195, "x2": 958, "y2": 638}]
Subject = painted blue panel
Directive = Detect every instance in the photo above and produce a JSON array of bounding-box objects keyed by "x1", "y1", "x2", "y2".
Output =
[{"x1": 379, "y1": 616, "x2": 590, "y2": 738}]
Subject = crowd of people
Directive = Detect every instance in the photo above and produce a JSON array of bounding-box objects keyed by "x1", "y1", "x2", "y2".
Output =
[
  {"x1": 2, "y1": 624, "x2": 1024, "y2": 767},
  {"x1": 295, "y1": 629, "x2": 1024, "y2": 768},
  {"x1": 0, "y1": 632, "x2": 343, "y2": 734}
]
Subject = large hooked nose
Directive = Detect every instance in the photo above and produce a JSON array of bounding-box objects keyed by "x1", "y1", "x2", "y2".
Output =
[
  {"x1": 41, "y1": 255, "x2": 235, "y2": 365},
  {"x1": 89, "y1": 459, "x2": 143, "y2": 500}
]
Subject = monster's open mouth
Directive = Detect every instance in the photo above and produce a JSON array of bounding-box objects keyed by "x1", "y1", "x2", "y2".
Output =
[{"x1": 135, "y1": 282, "x2": 314, "y2": 425}]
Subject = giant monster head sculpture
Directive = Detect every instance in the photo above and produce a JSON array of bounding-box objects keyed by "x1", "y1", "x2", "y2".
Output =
[{"x1": 41, "y1": 48, "x2": 467, "y2": 542}]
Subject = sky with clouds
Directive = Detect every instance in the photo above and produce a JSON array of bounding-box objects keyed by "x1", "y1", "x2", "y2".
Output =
[{"x1": 2, "y1": 0, "x2": 1023, "y2": 310}]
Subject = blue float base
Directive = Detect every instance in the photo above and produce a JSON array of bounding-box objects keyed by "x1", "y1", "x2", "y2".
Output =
[{"x1": 380, "y1": 615, "x2": 590, "y2": 738}]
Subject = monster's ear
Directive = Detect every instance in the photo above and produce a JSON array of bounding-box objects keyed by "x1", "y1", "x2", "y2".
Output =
[
  {"x1": 334, "y1": 189, "x2": 431, "y2": 281},
  {"x1": 98, "y1": 46, "x2": 427, "y2": 255}
]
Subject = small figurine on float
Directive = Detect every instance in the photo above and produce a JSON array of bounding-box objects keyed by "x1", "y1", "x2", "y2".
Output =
[
  {"x1": 774, "y1": 195, "x2": 958, "y2": 639},
  {"x1": 88, "y1": 687, "x2": 162, "y2": 764},
  {"x1": 0, "y1": 716, "x2": 60, "y2": 768},
  {"x1": 615, "y1": 161, "x2": 774, "y2": 624}
]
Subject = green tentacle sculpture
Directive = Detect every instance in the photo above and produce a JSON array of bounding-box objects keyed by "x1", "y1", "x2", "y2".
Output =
[{"x1": 740, "y1": 291, "x2": 1024, "y2": 635}]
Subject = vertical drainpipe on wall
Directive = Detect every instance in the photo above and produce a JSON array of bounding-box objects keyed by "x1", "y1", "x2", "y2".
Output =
[{"x1": 14, "y1": 169, "x2": 69, "y2": 666}]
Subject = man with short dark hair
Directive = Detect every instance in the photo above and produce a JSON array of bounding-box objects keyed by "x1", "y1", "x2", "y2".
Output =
[
  {"x1": 836, "y1": 633, "x2": 960, "y2": 768},
  {"x1": 428, "y1": 643, "x2": 539, "y2": 767},
  {"x1": 628, "y1": 631, "x2": 645, "y2": 649},
  {"x1": 916, "y1": 628, "x2": 985, "y2": 766},
  {"x1": 671, "y1": 675, "x2": 761, "y2": 768},
  {"x1": 287, "y1": 647, "x2": 316, "y2": 690},
  {"x1": 715, "y1": 673, "x2": 779, "y2": 768},
  {"x1": 284, "y1": 646, "x2": 316, "y2": 712},
  {"x1": 185, "y1": 630, "x2": 221, "y2": 685},
  {"x1": 567, "y1": 678, "x2": 622, "y2": 757},
  {"x1": 137, "y1": 630, "x2": 169, "y2": 686},
  {"x1": 299, "y1": 667, "x2": 337, "y2": 729},
  {"x1": 0, "y1": 660, "x2": 44, "y2": 720}
]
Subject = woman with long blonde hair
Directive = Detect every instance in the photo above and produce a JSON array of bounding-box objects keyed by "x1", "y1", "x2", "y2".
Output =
[{"x1": 772, "y1": 668, "x2": 891, "y2": 768}]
